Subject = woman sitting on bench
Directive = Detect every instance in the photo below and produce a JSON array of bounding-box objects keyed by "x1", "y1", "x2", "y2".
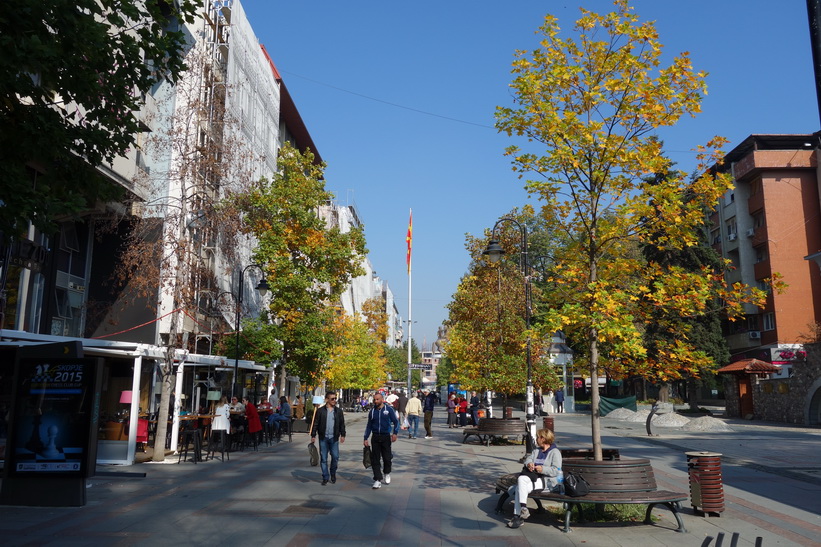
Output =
[{"x1": 508, "y1": 428, "x2": 563, "y2": 529}]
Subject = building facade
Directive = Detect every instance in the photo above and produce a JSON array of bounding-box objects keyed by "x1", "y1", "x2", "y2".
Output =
[{"x1": 712, "y1": 134, "x2": 821, "y2": 423}]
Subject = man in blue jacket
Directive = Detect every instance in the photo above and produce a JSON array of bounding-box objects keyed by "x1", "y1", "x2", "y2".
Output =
[{"x1": 364, "y1": 392, "x2": 399, "y2": 489}]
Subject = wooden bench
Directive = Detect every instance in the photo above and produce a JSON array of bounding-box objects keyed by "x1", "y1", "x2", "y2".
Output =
[
  {"x1": 494, "y1": 457, "x2": 687, "y2": 533},
  {"x1": 463, "y1": 418, "x2": 525, "y2": 446}
]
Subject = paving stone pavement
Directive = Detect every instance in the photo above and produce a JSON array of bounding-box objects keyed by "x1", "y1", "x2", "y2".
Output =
[{"x1": 1, "y1": 407, "x2": 820, "y2": 546}]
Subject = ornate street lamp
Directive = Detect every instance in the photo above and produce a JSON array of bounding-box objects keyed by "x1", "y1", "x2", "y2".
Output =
[
  {"x1": 482, "y1": 217, "x2": 536, "y2": 453},
  {"x1": 231, "y1": 264, "x2": 269, "y2": 399}
]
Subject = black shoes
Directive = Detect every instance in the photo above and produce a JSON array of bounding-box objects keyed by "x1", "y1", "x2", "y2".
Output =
[
  {"x1": 331, "y1": 475, "x2": 336, "y2": 484},
  {"x1": 321, "y1": 479, "x2": 328, "y2": 485},
  {"x1": 507, "y1": 516, "x2": 524, "y2": 529}
]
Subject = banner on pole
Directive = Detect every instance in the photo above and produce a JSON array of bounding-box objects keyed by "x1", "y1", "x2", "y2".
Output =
[{"x1": 406, "y1": 209, "x2": 413, "y2": 274}]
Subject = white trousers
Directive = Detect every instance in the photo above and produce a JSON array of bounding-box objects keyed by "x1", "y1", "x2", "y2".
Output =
[{"x1": 514, "y1": 475, "x2": 544, "y2": 516}]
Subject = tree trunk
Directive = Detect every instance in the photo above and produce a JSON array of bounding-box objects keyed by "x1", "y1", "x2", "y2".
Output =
[
  {"x1": 152, "y1": 360, "x2": 174, "y2": 462},
  {"x1": 590, "y1": 333, "x2": 602, "y2": 460},
  {"x1": 658, "y1": 382, "x2": 670, "y2": 403},
  {"x1": 688, "y1": 376, "x2": 700, "y2": 411}
]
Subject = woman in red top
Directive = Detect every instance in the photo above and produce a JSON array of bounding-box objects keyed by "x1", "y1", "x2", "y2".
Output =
[
  {"x1": 458, "y1": 396, "x2": 469, "y2": 426},
  {"x1": 243, "y1": 397, "x2": 263, "y2": 443}
]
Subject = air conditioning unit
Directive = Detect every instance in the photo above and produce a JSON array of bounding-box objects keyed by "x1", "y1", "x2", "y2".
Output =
[
  {"x1": 746, "y1": 228, "x2": 755, "y2": 237},
  {"x1": 728, "y1": 233, "x2": 737, "y2": 241},
  {"x1": 749, "y1": 331, "x2": 761, "y2": 339}
]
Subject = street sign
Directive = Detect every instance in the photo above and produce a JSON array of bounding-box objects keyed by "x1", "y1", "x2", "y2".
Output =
[{"x1": 408, "y1": 363, "x2": 432, "y2": 370}]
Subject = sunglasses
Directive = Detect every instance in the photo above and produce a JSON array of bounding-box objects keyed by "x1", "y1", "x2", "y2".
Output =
[{"x1": 328, "y1": 397, "x2": 337, "y2": 401}]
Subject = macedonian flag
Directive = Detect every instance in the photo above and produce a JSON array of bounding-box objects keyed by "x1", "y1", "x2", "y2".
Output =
[{"x1": 406, "y1": 209, "x2": 413, "y2": 274}]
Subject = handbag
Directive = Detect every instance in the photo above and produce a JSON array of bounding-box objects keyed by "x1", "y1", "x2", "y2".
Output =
[
  {"x1": 564, "y1": 471, "x2": 590, "y2": 497},
  {"x1": 519, "y1": 465, "x2": 541, "y2": 483},
  {"x1": 363, "y1": 446, "x2": 372, "y2": 469},
  {"x1": 308, "y1": 442, "x2": 319, "y2": 467}
]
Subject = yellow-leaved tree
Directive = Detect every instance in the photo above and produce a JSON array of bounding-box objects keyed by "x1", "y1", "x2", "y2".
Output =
[
  {"x1": 495, "y1": 1, "x2": 767, "y2": 458},
  {"x1": 325, "y1": 314, "x2": 386, "y2": 391}
]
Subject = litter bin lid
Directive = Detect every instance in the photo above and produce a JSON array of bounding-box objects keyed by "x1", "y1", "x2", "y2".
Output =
[{"x1": 685, "y1": 451, "x2": 722, "y2": 457}]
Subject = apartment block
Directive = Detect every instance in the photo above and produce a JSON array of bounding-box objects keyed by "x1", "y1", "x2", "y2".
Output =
[{"x1": 711, "y1": 134, "x2": 821, "y2": 424}]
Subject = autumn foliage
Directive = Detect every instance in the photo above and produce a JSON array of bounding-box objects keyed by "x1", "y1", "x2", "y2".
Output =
[{"x1": 494, "y1": 1, "x2": 767, "y2": 457}]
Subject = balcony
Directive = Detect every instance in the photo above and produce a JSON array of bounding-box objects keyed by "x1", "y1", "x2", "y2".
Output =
[
  {"x1": 747, "y1": 191, "x2": 764, "y2": 214},
  {"x1": 754, "y1": 259, "x2": 772, "y2": 280},
  {"x1": 751, "y1": 225, "x2": 768, "y2": 247}
]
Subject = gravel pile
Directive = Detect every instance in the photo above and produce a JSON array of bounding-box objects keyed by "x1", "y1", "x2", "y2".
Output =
[
  {"x1": 627, "y1": 409, "x2": 652, "y2": 422},
  {"x1": 604, "y1": 408, "x2": 638, "y2": 420},
  {"x1": 652, "y1": 413, "x2": 691, "y2": 427},
  {"x1": 682, "y1": 416, "x2": 734, "y2": 432}
]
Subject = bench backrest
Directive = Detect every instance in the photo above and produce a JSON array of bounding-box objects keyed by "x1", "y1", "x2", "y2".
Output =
[
  {"x1": 477, "y1": 417, "x2": 523, "y2": 432},
  {"x1": 563, "y1": 458, "x2": 657, "y2": 493},
  {"x1": 560, "y1": 448, "x2": 620, "y2": 460}
]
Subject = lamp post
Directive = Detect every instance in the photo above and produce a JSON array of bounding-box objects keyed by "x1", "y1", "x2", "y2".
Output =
[
  {"x1": 482, "y1": 217, "x2": 535, "y2": 453},
  {"x1": 231, "y1": 264, "x2": 269, "y2": 399},
  {"x1": 549, "y1": 331, "x2": 574, "y2": 413}
]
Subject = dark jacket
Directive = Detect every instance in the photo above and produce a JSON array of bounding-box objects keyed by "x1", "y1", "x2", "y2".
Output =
[
  {"x1": 423, "y1": 393, "x2": 437, "y2": 412},
  {"x1": 364, "y1": 403, "x2": 399, "y2": 438},
  {"x1": 310, "y1": 406, "x2": 346, "y2": 441}
]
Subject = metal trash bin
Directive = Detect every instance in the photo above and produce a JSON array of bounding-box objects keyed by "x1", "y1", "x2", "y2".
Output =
[
  {"x1": 543, "y1": 416, "x2": 554, "y2": 432},
  {"x1": 686, "y1": 451, "x2": 724, "y2": 516}
]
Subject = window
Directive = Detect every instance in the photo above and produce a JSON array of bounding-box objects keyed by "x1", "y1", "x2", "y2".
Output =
[
  {"x1": 756, "y1": 280, "x2": 771, "y2": 294},
  {"x1": 755, "y1": 247, "x2": 767, "y2": 264},
  {"x1": 763, "y1": 313, "x2": 775, "y2": 331},
  {"x1": 725, "y1": 219, "x2": 737, "y2": 238}
]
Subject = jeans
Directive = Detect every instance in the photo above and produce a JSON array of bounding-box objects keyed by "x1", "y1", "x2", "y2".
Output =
[
  {"x1": 370, "y1": 434, "x2": 392, "y2": 481},
  {"x1": 319, "y1": 437, "x2": 339, "y2": 480},
  {"x1": 407, "y1": 414, "x2": 419, "y2": 437}
]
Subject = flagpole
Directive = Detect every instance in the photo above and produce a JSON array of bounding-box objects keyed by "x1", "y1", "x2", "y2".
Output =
[{"x1": 406, "y1": 209, "x2": 413, "y2": 394}]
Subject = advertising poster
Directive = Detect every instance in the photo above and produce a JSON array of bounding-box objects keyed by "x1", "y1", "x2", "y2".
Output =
[{"x1": 7, "y1": 358, "x2": 96, "y2": 476}]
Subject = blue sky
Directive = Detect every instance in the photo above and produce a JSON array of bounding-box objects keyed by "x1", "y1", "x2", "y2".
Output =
[{"x1": 241, "y1": 0, "x2": 818, "y2": 348}]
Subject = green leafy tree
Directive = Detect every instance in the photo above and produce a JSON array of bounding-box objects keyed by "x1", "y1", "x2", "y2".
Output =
[
  {"x1": 233, "y1": 143, "x2": 367, "y2": 388},
  {"x1": 495, "y1": 1, "x2": 766, "y2": 458},
  {"x1": 640, "y1": 177, "x2": 730, "y2": 407},
  {"x1": 384, "y1": 340, "x2": 422, "y2": 388},
  {"x1": 0, "y1": 0, "x2": 197, "y2": 236}
]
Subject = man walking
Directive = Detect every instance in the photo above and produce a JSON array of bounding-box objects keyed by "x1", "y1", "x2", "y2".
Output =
[
  {"x1": 310, "y1": 391, "x2": 346, "y2": 485},
  {"x1": 364, "y1": 392, "x2": 399, "y2": 489},
  {"x1": 555, "y1": 387, "x2": 565, "y2": 413},
  {"x1": 423, "y1": 389, "x2": 436, "y2": 439},
  {"x1": 405, "y1": 391, "x2": 422, "y2": 439}
]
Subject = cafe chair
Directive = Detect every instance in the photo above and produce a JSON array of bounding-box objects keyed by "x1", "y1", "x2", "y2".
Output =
[
  {"x1": 207, "y1": 429, "x2": 230, "y2": 462},
  {"x1": 177, "y1": 427, "x2": 204, "y2": 464}
]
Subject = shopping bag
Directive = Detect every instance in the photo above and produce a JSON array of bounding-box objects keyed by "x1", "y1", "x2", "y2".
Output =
[
  {"x1": 363, "y1": 446, "x2": 372, "y2": 468},
  {"x1": 308, "y1": 442, "x2": 319, "y2": 466}
]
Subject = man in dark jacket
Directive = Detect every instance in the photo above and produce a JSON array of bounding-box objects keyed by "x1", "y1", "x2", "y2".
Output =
[
  {"x1": 469, "y1": 391, "x2": 481, "y2": 425},
  {"x1": 364, "y1": 392, "x2": 399, "y2": 489},
  {"x1": 422, "y1": 389, "x2": 437, "y2": 439},
  {"x1": 311, "y1": 391, "x2": 346, "y2": 485}
]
